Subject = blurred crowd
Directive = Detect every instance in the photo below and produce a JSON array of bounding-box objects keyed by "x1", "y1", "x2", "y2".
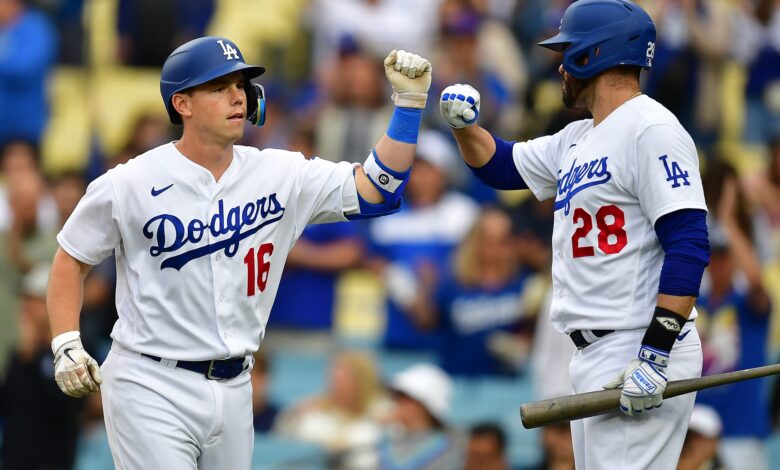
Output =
[{"x1": 1, "y1": 0, "x2": 780, "y2": 469}]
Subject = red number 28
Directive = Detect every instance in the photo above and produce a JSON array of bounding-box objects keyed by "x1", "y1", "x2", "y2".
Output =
[
  {"x1": 243, "y1": 243, "x2": 274, "y2": 296},
  {"x1": 571, "y1": 205, "x2": 627, "y2": 258}
]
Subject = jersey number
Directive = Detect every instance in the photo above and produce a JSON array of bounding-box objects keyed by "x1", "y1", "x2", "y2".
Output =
[
  {"x1": 571, "y1": 205, "x2": 627, "y2": 258},
  {"x1": 244, "y1": 243, "x2": 274, "y2": 296}
]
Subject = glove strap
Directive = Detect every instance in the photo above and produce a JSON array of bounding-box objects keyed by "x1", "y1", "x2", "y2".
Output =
[
  {"x1": 392, "y1": 91, "x2": 428, "y2": 109},
  {"x1": 51, "y1": 330, "x2": 81, "y2": 355},
  {"x1": 638, "y1": 346, "x2": 669, "y2": 368}
]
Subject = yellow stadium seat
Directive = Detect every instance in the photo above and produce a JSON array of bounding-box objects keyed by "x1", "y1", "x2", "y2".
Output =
[
  {"x1": 207, "y1": 0, "x2": 308, "y2": 65},
  {"x1": 335, "y1": 269, "x2": 385, "y2": 340},
  {"x1": 42, "y1": 66, "x2": 91, "y2": 174},
  {"x1": 42, "y1": 66, "x2": 172, "y2": 175},
  {"x1": 92, "y1": 67, "x2": 169, "y2": 156}
]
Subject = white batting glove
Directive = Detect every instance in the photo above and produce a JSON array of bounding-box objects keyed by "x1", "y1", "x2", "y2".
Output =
[
  {"x1": 440, "y1": 84, "x2": 481, "y2": 129},
  {"x1": 603, "y1": 348, "x2": 668, "y2": 416},
  {"x1": 384, "y1": 49, "x2": 432, "y2": 109},
  {"x1": 52, "y1": 331, "x2": 102, "y2": 398}
]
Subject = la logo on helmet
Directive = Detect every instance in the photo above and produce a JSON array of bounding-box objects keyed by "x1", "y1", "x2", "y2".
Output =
[{"x1": 217, "y1": 39, "x2": 239, "y2": 60}]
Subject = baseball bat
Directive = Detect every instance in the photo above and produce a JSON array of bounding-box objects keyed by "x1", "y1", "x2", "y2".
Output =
[{"x1": 520, "y1": 363, "x2": 780, "y2": 429}]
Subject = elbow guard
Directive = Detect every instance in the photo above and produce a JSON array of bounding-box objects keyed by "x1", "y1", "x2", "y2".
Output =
[{"x1": 346, "y1": 149, "x2": 410, "y2": 220}]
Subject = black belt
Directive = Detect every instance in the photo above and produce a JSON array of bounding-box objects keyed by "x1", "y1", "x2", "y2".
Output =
[
  {"x1": 570, "y1": 320, "x2": 695, "y2": 350},
  {"x1": 569, "y1": 329, "x2": 614, "y2": 350},
  {"x1": 142, "y1": 354, "x2": 247, "y2": 380}
]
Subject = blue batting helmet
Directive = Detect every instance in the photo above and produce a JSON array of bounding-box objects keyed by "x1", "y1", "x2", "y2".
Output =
[
  {"x1": 538, "y1": 0, "x2": 656, "y2": 79},
  {"x1": 160, "y1": 36, "x2": 266, "y2": 125}
]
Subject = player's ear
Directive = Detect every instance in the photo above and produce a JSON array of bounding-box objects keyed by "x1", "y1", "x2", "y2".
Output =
[{"x1": 171, "y1": 93, "x2": 193, "y2": 120}]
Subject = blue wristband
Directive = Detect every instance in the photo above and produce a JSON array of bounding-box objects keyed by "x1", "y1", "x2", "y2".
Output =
[{"x1": 386, "y1": 107, "x2": 423, "y2": 144}]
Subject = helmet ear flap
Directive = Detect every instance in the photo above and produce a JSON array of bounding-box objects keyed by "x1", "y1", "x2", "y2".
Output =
[{"x1": 246, "y1": 82, "x2": 266, "y2": 127}]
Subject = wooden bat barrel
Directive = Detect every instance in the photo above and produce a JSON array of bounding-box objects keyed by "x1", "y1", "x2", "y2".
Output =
[{"x1": 520, "y1": 363, "x2": 780, "y2": 429}]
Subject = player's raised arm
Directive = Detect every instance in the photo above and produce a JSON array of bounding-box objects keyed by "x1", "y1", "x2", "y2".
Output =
[
  {"x1": 349, "y1": 50, "x2": 430, "y2": 218},
  {"x1": 439, "y1": 84, "x2": 529, "y2": 191}
]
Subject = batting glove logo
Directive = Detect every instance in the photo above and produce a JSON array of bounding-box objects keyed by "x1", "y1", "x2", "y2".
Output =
[{"x1": 655, "y1": 316, "x2": 681, "y2": 332}]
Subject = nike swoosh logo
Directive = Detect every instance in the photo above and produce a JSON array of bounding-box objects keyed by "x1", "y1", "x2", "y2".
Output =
[
  {"x1": 569, "y1": 143, "x2": 577, "y2": 149},
  {"x1": 151, "y1": 184, "x2": 174, "y2": 197},
  {"x1": 677, "y1": 330, "x2": 691, "y2": 341},
  {"x1": 63, "y1": 348, "x2": 76, "y2": 363}
]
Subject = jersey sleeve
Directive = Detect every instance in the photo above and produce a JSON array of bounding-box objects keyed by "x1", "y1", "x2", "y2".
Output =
[
  {"x1": 513, "y1": 133, "x2": 563, "y2": 201},
  {"x1": 634, "y1": 124, "x2": 708, "y2": 224},
  {"x1": 293, "y1": 155, "x2": 359, "y2": 228},
  {"x1": 56, "y1": 173, "x2": 121, "y2": 265}
]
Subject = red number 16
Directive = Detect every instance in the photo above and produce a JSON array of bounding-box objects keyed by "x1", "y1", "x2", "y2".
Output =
[
  {"x1": 244, "y1": 243, "x2": 274, "y2": 296},
  {"x1": 571, "y1": 205, "x2": 627, "y2": 258}
]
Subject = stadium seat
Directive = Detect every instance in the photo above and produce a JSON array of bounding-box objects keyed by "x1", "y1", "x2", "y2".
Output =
[{"x1": 252, "y1": 434, "x2": 327, "y2": 470}]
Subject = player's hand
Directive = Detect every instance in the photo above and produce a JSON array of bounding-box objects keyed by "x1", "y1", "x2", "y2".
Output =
[
  {"x1": 440, "y1": 84, "x2": 480, "y2": 129},
  {"x1": 384, "y1": 50, "x2": 432, "y2": 109},
  {"x1": 603, "y1": 349, "x2": 668, "y2": 416},
  {"x1": 53, "y1": 334, "x2": 102, "y2": 398}
]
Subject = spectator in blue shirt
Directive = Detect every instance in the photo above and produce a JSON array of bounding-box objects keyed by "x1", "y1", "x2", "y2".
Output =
[
  {"x1": 410, "y1": 208, "x2": 535, "y2": 377},
  {"x1": 266, "y1": 131, "x2": 364, "y2": 349},
  {"x1": 269, "y1": 221, "x2": 363, "y2": 332},
  {"x1": 367, "y1": 130, "x2": 478, "y2": 352},
  {"x1": 0, "y1": 0, "x2": 56, "y2": 148}
]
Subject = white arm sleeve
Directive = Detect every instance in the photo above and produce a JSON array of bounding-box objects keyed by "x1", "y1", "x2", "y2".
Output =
[
  {"x1": 293, "y1": 155, "x2": 359, "y2": 228},
  {"x1": 56, "y1": 173, "x2": 121, "y2": 265},
  {"x1": 634, "y1": 124, "x2": 708, "y2": 224},
  {"x1": 514, "y1": 132, "x2": 564, "y2": 201}
]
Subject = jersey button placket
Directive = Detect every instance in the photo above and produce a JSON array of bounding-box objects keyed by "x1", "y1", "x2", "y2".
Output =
[
  {"x1": 206, "y1": 196, "x2": 229, "y2": 347},
  {"x1": 209, "y1": 198, "x2": 221, "y2": 264}
]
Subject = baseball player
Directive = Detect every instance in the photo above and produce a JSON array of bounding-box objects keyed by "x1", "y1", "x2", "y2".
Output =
[
  {"x1": 46, "y1": 36, "x2": 431, "y2": 469},
  {"x1": 439, "y1": 1, "x2": 710, "y2": 468}
]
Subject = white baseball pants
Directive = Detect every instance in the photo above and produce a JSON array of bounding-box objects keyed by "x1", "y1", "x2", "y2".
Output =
[
  {"x1": 568, "y1": 323, "x2": 702, "y2": 469},
  {"x1": 100, "y1": 346, "x2": 254, "y2": 469}
]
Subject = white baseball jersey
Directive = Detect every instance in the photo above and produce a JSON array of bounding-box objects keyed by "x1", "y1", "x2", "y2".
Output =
[
  {"x1": 514, "y1": 95, "x2": 707, "y2": 333},
  {"x1": 57, "y1": 142, "x2": 358, "y2": 360}
]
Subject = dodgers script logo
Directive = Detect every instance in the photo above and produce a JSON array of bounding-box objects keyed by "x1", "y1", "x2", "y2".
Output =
[
  {"x1": 142, "y1": 193, "x2": 285, "y2": 270},
  {"x1": 554, "y1": 157, "x2": 612, "y2": 215}
]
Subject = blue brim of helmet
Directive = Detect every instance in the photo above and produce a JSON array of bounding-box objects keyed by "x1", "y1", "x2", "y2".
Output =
[
  {"x1": 242, "y1": 64, "x2": 265, "y2": 80},
  {"x1": 169, "y1": 62, "x2": 266, "y2": 97},
  {"x1": 538, "y1": 32, "x2": 574, "y2": 52},
  {"x1": 194, "y1": 62, "x2": 265, "y2": 88}
]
